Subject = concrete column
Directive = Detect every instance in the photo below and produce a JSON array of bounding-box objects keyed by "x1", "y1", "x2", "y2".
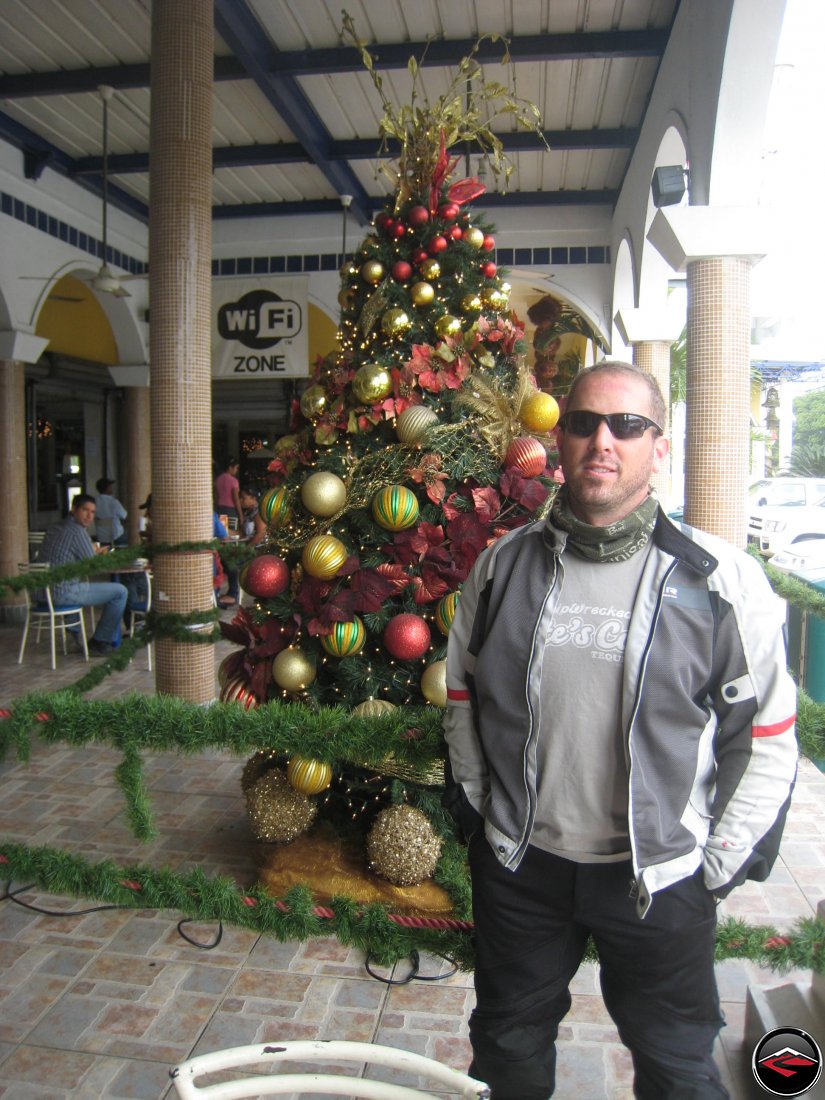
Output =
[
  {"x1": 685, "y1": 257, "x2": 751, "y2": 546},
  {"x1": 647, "y1": 207, "x2": 767, "y2": 547},
  {"x1": 149, "y1": 0, "x2": 215, "y2": 701},
  {"x1": 0, "y1": 360, "x2": 29, "y2": 619},
  {"x1": 124, "y1": 388, "x2": 151, "y2": 545}
]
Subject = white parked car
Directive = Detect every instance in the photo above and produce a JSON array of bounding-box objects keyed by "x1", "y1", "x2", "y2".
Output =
[
  {"x1": 747, "y1": 478, "x2": 825, "y2": 557},
  {"x1": 769, "y1": 537, "x2": 825, "y2": 581}
]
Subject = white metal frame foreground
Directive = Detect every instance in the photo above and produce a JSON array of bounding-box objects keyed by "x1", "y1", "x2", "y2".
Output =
[{"x1": 169, "y1": 1039, "x2": 491, "y2": 1099}]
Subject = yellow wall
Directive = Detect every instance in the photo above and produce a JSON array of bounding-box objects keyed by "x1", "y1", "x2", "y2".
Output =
[{"x1": 34, "y1": 276, "x2": 119, "y2": 364}]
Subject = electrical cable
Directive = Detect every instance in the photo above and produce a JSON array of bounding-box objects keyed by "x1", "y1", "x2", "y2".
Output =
[{"x1": 364, "y1": 949, "x2": 458, "y2": 985}]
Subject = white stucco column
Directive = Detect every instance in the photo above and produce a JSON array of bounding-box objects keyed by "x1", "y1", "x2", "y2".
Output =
[
  {"x1": 647, "y1": 206, "x2": 768, "y2": 547},
  {"x1": 614, "y1": 307, "x2": 684, "y2": 510},
  {"x1": 0, "y1": 330, "x2": 50, "y2": 621}
]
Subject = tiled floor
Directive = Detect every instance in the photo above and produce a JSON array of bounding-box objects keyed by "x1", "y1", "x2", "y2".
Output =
[{"x1": 0, "y1": 614, "x2": 822, "y2": 1099}]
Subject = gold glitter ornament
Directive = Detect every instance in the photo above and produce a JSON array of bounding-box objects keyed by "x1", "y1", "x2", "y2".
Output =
[
  {"x1": 352, "y1": 362, "x2": 393, "y2": 404},
  {"x1": 366, "y1": 805, "x2": 442, "y2": 886},
  {"x1": 352, "y1": 699, "x2": 397, "y2": 717},
  {"x1": 420, "y1": 659, "x2": 448, "y2": 706},
  {"x1": 299, "y1": 385, "x2": 327, "y2": 421},
  {"x1": 300, "y1": 471, "x2": 347, "y2": 517},
  {"x1": 396, "y1": 405, "x2": 438, "y2": 445},
  {"x1": 287, "y1": 756, "x2": 333, "y2": 795},
  {"x1": 272, "y1": 646, "x2": 316, "y2": 691},
  {"x1": 463, "y1": 226, "x2": 485, "y2": 249},
  {"x1": 361, "y1": 259, "x2": 385, "y2": 285},
  {"x1": 338, "y1": 286, "x2": 357, "y2": 311},
  {"x1": 410, "y1": 281, "x2": 435, "y2": 307},
  {"x1": 302, "y1": 534, "x2": 347, "y2": 579},
  {"x1": 434, "y1": 314, "x2": 462, "y2": 339},
  {"x1": 461, "y1": 292, "x2": 483, "y2": 313},
  {"x1": 381, "y1": 307, "x2": 412, "y2": 335},
  {"x1": 241, "y1": 750, "x2": 279, "y2": 794},
  {"x1": 520, "y1": 391, "x2": 560, "y2": 433},
  {"x1": 246, "y1": 768, "x2": 318, "y2": 843},
  {"x1": 418, "y1": 258, "x2": 441, "y2": 280}
]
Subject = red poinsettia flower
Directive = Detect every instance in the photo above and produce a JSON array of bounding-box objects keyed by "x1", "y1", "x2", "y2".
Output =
[
  {"x1": 407, "y1": 453, "x2": 449, "y2": 505},
  {"x1": 411, "y1": 565, "x2": 452, "y2": 604},
  {"x1": 390, "y1": 364, "x2": 420, "y2": 414},
  {"x1": 388, "y1": 522, "x2": 452, "y2": 568},
  {"x1": 351, "y1": 565, "x2": 410, "y2": 612}
]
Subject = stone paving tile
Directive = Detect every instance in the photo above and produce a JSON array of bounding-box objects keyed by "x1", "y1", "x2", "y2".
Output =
[{"x1": 1, "y1": 623, "x2": 823, "y2": 1100}]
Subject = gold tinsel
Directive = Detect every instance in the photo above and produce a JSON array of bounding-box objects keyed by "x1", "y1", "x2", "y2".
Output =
[
  {"x1": 246, "y1": 769, "x2": 318, "y2": 843},
  {"x1": 453, "y1": 359, "x2": 542, "y2": 460},
  {"x1": 366, "y1": 804, "x2": 442, "y2": 886}
]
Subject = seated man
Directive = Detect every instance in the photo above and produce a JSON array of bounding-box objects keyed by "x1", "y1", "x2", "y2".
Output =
[{"x1": 40, "y1": 494, "x2": 128, "y2": 657}]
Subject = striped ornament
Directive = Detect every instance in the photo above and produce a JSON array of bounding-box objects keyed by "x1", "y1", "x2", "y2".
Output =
[
  {"x1": 287, "y1": 756, "x2": 333, "y2": 795},
  {"x1": 302, "y1": 534, "x2": 347, "y2": 579},
  {"x1": 260, "y1": 486, "x2": 292, "y2": 528},
  {"x1": 435, "y1": 591, "x2": 460, "y2": 635},
  {"x1": 372, "y1": 485, "x2": 420, "y2": 531},
  {"x1": 505, "y1": 436, "x2": 547, "y2": 478},
  {"x1": 320, "y1": 617, "x2": 366, "y2": 657},
  {"x1": 219, "y1": 676, "x2": 259, "y2": 710}
]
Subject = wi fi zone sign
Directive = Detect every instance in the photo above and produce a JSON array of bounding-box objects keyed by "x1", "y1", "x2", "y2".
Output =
[{"x1": 213, "y1": 277, "x2": 309, "y2": 378}]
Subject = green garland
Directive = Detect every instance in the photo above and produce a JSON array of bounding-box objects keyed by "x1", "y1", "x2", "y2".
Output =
[{"x1": 0, "y1": 842, "x2": 821, "y2": 972}]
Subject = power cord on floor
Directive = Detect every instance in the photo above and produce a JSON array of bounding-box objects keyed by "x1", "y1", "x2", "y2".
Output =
[
  {"x1": 365, "y1": 949, "x2": 458, "y2": 985},
  {"x1": 1, "y1": 880, "x2": 225, "y2": 949}
]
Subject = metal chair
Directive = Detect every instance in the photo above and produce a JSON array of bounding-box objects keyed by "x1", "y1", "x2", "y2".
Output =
[
  {"x1": 28, "y1": 531, "x2": 46, "y2": 561},
  {"x1": 128, "y1": 569, "x2": 153, "y2": 670},
  {"x1": 169, "y1": 1040, "x2": 491, "y2": 1099},
  {"x1": 17, "y1": 562, "x2": 89, "y2": 669}
]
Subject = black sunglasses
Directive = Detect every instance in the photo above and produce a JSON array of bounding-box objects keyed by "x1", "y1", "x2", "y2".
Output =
[{"x1": 558, "y1": 410, "x2": 663, "y2": 440}]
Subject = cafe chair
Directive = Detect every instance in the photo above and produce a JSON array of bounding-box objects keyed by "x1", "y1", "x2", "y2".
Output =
[
  {"x1": 128, "y1": 570, "x2": 153, "y2": 671},
  {"x1": 28, "y1": 531, "x2": 46, "y2": 561},
  {"x1": 17, "y1": 562, "x2": 89, "y2": 669},
  {"x1": 169, "y1": 1039, "x2": 491, "y2": 1099}
]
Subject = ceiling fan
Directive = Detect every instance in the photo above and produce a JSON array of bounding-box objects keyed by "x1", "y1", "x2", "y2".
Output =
[{"x1": 22, "y1": 85, "x2": 147, "y2": 300}]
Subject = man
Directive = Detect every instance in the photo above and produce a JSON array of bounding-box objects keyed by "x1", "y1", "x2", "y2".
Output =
[
  {"x1": 444, "y1": 361, "x2": 797, "y2": 1100},
  {"x1": 40, "y1": 494, "x2": 128, "y2": 657},
  {"x1": 94, "y1": 477, "x2": 128, "y2": 547}
]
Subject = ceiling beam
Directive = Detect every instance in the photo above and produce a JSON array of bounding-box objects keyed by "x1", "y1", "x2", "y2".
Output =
[
  {"x1": 0, "y1": 29, "x2": 668, "y2": 99},
  {"x1": 72, "y1": 127, "x2": 638, "y2": 177},
  {"x1": 214, "y1": 0, "x2": 371, "y2": 224},
  {"x1": 212, "y1": 188, "x2": 618, "y2": 220}
]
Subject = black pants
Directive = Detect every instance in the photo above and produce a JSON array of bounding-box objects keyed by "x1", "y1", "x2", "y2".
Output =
[{"x1": 467, "y1": 839, "x2": 728, "y2": 1100}]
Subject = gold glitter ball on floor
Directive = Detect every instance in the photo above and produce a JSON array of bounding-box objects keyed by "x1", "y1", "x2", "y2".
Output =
[{"x1": 366, "y1": 804, "x2": 442, "y2": 886}]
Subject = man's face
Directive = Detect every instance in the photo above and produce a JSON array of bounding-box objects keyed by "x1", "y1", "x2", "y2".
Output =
[
  {"x1": 557, "y1": 372, "x2": 669, "y2": 527},
  {"x1": 73, "y1": 501, "x2": 96, "y2": 528}
]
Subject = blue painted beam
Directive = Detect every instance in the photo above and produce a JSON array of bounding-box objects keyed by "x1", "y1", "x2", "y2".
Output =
[
  {"x1": 213, "y1": 0, "x2": 371, "y2": 225},
  {"x1": 0, "y1": 30, "x2": 668, "y2": 99}
]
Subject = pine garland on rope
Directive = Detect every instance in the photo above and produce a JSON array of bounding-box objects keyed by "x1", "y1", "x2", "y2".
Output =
[{"x1": 0, "y1": 842, "x2": 821, "y2": 973}]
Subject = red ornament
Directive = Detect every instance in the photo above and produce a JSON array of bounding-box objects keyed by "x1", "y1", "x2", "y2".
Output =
[
  {"x1": 384, "y1": 613, "x2": 432, "y2": 661},
  {"x1": 481, "y1": 260, "x2": 497, "y2": 278},
  {"x1": 447, "y1": 225, "x2": 463, "y2": 240},
  {"x1": 412, "y1": 247, "x2": 429, "y2": 265},
  {"x1": 392, "y1": 260, "x2": 413, "y2": 282},
  {"x1": 381, "y1": 217, "x2": 398, "y2": 237},
  {"x1": 427, "y1": 235, "x2": 448, "y2": 255},
  {"x1": 438, "y1": 202, "x2": 459, "y2": 221},
  {"x1": 241, "y1": 554, "x2": 290, "y2": 599},
  {"x1": 374, "y1": 212, "x2": 391, "y2": 230},
  {"x1": 391, "y1": 221, "x2": 407, "y2": 239},
  {"x1": 505, "y1": 436, "x2": 547, "y2": 479},
  {"x1": 407, "y1": 204, "x2": 430, "y2": 227},
  {"x1": 482, "y1": 234, "x2": 496, "y2": 251}
]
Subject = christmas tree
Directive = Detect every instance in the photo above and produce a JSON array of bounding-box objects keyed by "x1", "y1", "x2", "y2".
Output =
[{"x1": 220, "y1": 26, "x2": 560, "y2": 898}]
